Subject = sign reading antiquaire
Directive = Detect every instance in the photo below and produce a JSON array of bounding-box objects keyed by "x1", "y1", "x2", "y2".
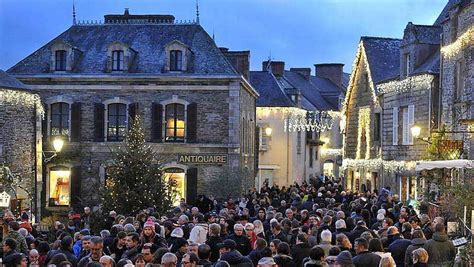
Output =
[{"x1": 178, "y1": 154, "x2": 228, "y2": 165}]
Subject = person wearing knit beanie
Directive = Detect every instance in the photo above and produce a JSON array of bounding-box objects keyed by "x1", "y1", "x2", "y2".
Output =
[{"x1": 336, "y1": 251, "x2": 355, "y2": 266}]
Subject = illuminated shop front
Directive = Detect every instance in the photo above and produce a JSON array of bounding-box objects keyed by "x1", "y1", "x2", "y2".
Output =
[{"x1": 49, "y1": 167, "x2": 71, "y2": 206}]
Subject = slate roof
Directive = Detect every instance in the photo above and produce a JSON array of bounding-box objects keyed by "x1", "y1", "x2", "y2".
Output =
[
  {"x1": 362, "y1": 37, "x2": 402, "y2": 85},
  {"x1": 249, "y1": 71, "x2": 294, "y2": 107},
  {"x1": 0, "y1": 70, "x2": 28, "y2": 90},
  {"x1": 8, "y1": 24, "x2": 237, "y2": 75},
  {"x1": 434, "y1": 0, "x2": 461, "y2": 25},
  {"x1": 412, "y1": 50, "x2": 440, "y2": 75},
  {"x1": 412, "y1": 24, "x2": 441, "y2": 45}
]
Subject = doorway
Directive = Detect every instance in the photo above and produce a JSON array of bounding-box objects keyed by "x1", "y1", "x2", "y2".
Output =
[{"x1": 164, "y1": 168, "x2": 186, "y2": 206}]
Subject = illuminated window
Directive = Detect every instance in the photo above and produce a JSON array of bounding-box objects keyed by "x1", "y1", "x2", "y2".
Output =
[
  {"x1": 164, "y1": 170, "x2": 185, "y2": 206},
  {"x1": 170, "y1": 50, "x2": 183, "y2": 71},
  {"x1": 112, "y1": 50, "x2": 124, "y2": 71},
  {"x1": 49, "y1": 167, "x2": 71, "y2": 206},
  {"x1": 107, "y1": 103, "x2": 127, "y2": 141},
  {"x1": 55, "y1": 50, "x2": 67, "y2": 71},
  {"x1": 165, "y1": 103, "x2": 185, "y2": 142},
  {"x1": 50, "y1": 102, "x2": 70, "y2": 136},
  {"x1": 323, "y1": 161, "x2": 334, "y2": 177}
]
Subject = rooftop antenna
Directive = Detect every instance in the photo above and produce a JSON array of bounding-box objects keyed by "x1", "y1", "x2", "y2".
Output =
[
  {"x1": 196, "y1": 0, "x2": 200, "y2": 24},
  {"x1": 266, "y1": 52, "x2": 272, "y2": 72},
  {"x1": 72, "y1": 0, "x2": 77, "y2": 25},
  {"x1": 212, "y1": 30, "x2": 215, "y2": 42}
]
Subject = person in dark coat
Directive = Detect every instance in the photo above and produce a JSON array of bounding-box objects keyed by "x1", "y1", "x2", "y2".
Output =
[
  {"x1": 218, "y1": 239, "x2": 253, "y2": 266},
  {"x1": 387, "y1": 229, "x2": 411, "y2": 267},
  {"x1": 332, "y1": 219, "x2": 350, "y2": 245},
  {"x1": 197, "y1": 244, "x2": 213, "y2": 267},
  {"x1": 348, "y1": 220, "x2": 369, "y2": 244},
  {"x1": 291, "y1": 234, "x2": 311, "y2": 267},
  {"x1": 45, "y1": 236, "x2": 78, "y2": 266},
  {"x1": 273, "y1": 242, "x2": 296, "y2": 267},
  {"x1": 248, "y1": 238, "x2": 266, "y2": 266},
  {"x1": 404, "y1": 230, "x2": 426, "y2": 267},
  {"x1": 3, "y1": 238, "x2": 22, "y2": 267},
  {"x1": 109, "y1": 231, "x2": 127, "y2": 262},
  {"x1": 228, "y1": 224, "x2": 252, "y2": 256},
  {"x1": 205, "y1": 223, "x2": 223, "y2": 263},
  {"x1": 423, "y1": 223, "x2": 456, "y2": 266},
  {"x1": 269, "y1": 221, "x2": 287, "y2": 243},
  {"x1": 383, "y1": 226, "x2": 402, "y2": 249},
  {"x1": 353, "y1": 238, "x2": 381, "y2": 267},
  {"x1": 121, "y1": 232, "x2": 141, "y2": 262}
]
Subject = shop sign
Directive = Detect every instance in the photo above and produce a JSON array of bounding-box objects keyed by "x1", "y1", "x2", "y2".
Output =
[{"x1": 178, "y1": 154, "x2": 227, "y2": 164}]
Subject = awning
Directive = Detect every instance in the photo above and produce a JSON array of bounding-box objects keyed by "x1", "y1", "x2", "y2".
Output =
[{"x1": 415, "y1": 160, "x2": 474, "y2": 171}]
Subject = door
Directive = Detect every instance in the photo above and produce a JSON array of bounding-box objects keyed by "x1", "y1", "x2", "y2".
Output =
[{"x1": 164, "y1": 168, "x2": 186, "y2": 206}]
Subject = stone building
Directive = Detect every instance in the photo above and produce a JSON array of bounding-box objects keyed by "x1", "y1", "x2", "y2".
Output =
[
  {"x1": 0, "y1": 70, "x2": 42, "y2": 213},
  {"x1": 342, "y1": 37, "x2": 401, "y2": 192},
  {"x1": 7, "y1": 10, "x2": 258, "y2": 214},
  {"x1": 378, "y1": 22, "x2": 441, "y2": 201},
  {"x1": 250, "y1": 61, "x2": 348, "y2": 187},
  {"x1": 439, "y1": 0, "x2": 473, "y2": 160}
]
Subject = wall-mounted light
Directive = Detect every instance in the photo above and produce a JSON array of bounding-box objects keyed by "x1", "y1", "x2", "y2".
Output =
[
  {"x1": 411, "y1": 125, "x2": 421, "y2": 139},
  {"x1": 265, "y1": 127, "x2": 272, "y2": 136}
]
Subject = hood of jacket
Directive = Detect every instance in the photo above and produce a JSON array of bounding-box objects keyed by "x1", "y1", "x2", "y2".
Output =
[
  {"x1": 411, "y1": 238, "x2": 426, "y2": 245},
  {"x1": 432, "y1": 232, "x2": 448, "y2": 242}
]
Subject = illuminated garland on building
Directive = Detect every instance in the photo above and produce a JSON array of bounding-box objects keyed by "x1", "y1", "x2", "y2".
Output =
[
  {"x1": 321, "y1": 148, "x2": 342, "y2": 157},
  {"x1": 341, "y1": 158, "x2": 417, "y2": 173},
  {"x1": 377, "y1": 74, "x2": 434, "y2": 95},
  {"x1": 441, "y1": 26, "x2": 474, "y2": 59},
  {"x1": 0, "y1": 89, "x2": 44, "y2": 117},
  {"x1": 356, "y1": 107, "x2": 371, "y2": 159}
]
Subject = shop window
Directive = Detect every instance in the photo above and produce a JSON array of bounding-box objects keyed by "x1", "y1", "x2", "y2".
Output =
[
  {"x1": 107, "y1": 103, "x2": 127, "y2": 141},
  {"x1": 50, "y1": 102, "x2": 70, "y2": 136},
  {"x1": 49, "y1": 167, "x2": 71, "y2": 206},
  {"x1": 165, "y1": 103, "x2": 185, "y2": 142},
  {"x1": 164, "y1": 168, "x2": 185, "y2": 206}
]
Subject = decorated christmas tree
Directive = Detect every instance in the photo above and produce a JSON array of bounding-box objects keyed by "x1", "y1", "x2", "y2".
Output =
[{"x1": 101, "y1": 116, "x2": 176, "y2": 215}]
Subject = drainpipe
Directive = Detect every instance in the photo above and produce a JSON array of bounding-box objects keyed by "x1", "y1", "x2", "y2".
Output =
[
  {"x1": 286, "y1": 115, "x2": 290, "y2": 186},
  {"x1": 33, "y1": 103, "x2": 38, "y2": 223}
]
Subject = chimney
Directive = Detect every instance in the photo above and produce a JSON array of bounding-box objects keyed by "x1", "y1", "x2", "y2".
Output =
[
  {"x1": 314, "y1": 63, "x2": 344, "y2": 87},
  {"x1": 221, "y1": 48, "x2": 250, "y2": 80},
  {"x1": 124, "y1": 8, "x2": 130, "y2": 16},
  {"x1": 262, "y1": 60, "x2": 285, "y2": 76},
  {"x1": 290, "y1": 68, "x2": 311, "y2": 81}
]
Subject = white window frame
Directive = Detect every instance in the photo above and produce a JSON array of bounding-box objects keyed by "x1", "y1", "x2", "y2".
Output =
[
  {"x1": 161, "y1": 96, "x2": 189, "y2": 143},
  {"x1": 45, "y1": 96, "x2": 74, "y2": 141},
  {"x1": 405, "y1": 53, "x2": 411, "y2": 76},
  {"x1": 103, "y1": 97, "x2": 131, "y2": 142},
  {"x1": 392, "y1": 107, "x2": 399, "y2": 145},
  {"x1": 402, "y1": 105, "x2": 415, "y2": 145}
]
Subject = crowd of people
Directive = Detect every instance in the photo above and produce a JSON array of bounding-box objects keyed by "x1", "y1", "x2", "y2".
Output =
[{"x1": 1, "y1": 177, "x2": 460, "y2": 267}]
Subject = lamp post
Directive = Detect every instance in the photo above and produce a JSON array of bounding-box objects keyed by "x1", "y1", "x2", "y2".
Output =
[{"x1": 34, "y1": 137, "x2": 64, "y2": 223}]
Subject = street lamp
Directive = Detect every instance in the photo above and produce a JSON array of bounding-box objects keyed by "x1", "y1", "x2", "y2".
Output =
[
  {"x1": 44, "y1": 137, "x2": 64, "y2": 162},
  {"x1": 265, "y1": 127, "x2": 272, "y2": 136},
  {"x1": 411, "y1": 125, "x2": 421, "y2": 139}
]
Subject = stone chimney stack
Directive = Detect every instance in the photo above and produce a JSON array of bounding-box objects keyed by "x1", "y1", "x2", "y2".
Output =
[
  {"x1": 290, "y1": 68, "x2": 311, "y2": 81},
  {"x1": 221, "y1": 48, "x2": 250, "y2": 80},
  {"x1": 314, "y1": 63, "x2": 344, "y2": 87},
  {"x1": 262, "y1": 61, "x2": 285, "y2": 76}
]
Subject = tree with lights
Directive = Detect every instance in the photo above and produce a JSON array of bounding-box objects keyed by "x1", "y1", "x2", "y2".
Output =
[{"x1": 101, "y1": 116, "x2": 176, "y2": 216}]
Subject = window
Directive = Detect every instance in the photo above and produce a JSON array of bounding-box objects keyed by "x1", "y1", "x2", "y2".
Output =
[
  {"x1": 112, "y1": 50, "x2": 124, "y2": 71},
  {"x1": 107, "y1": 103, "x2": 127, "y2": 141},
  {"x1": 309, "y1": 147, "x2": 313, "y2": 168},
  {"x1": 49, "y1": 167, "x2": 70, "y2": 206},
  {"x1": 455, "y1": 60, "x2": 465, "y2": 100},
  {"x1": 402, "y1": 105, "x2": 414, "y2": 145},
  {"x1": 392, "y1": 107, "x2": 399, "y2": 145},
  {"x1": 170, "y1": 50, "x2": 183, "y2": 71},
  {"x1": 374, "y1": 112, "x2": 381, "y2": 142},
  {"x1": 50, "y1": 102, "x2": 70, "y2": 136},
  {"x1": 364, "y1": 73, "x2": 369, "y2": 91},
  {"x1": 165, "y1": 103, "x2": 185, "y2": 142},
  {"x1": 404, "y1": 53, "x2": 411, "y2": 76},
  {"x1": 55, "y1": 50, "x2": 67, "y2": 71}
]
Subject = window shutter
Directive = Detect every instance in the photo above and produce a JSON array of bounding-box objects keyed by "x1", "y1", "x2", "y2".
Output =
[
  {"x1": 408, "y1": 105, "x2": 415, "y2": 144},
  {"x1": 186, "y1": 103, "x2": 197, "y2": 143},
  {"x1": 94, "y1": 103, "x2": 105, "y2": 142},
  {"x1": 128, "y1": 102, "x2": 139, "y2": 126},
  {"x1": 151, "y1": 103, "x2": 163, "y2": 142},
  {"x1": 42, "y1": 104, "x2": 49, "y2": 144},
  {"x1": 402, "y1": 108, "x2": 409, "y2": 145},
  {"x1": 255, "y1": 126, "x2": 260, "y2": 176},
  {"x1": 71, "y1": 102, "x2": 81, "y2": 142},
  {"x1": 70, "y1": 166, "x2": 82, "y2": 210},
  {"x1": 392, "y1": 107, "x2": 398, "y2": 145},
  {"x1": 186, "y1": 167, "x2": 198, "y2": 206}
]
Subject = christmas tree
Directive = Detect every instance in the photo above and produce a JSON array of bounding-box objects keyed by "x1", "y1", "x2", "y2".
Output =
[{"x1": 101, "y1": 115, "x2": 176, "y2": 215}]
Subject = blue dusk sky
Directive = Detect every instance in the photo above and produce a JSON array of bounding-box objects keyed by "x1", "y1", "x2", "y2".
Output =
[{"x1": 0, "y1": 0, "x2": 447, "y2": 73}]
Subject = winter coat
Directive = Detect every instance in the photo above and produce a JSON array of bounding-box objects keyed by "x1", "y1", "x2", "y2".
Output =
[
  {"x1": 73, "y1": 240, "x2": 82, "y2": 258},
  {"x1": 291, "y1": 242, "x2": 311, "y2": 266},
  {"x1": 46, "y1": 249, "x2": 79, "y2": 266},
  {"x1": 248, "y1": 248, "x2": 263, "y2": 266},
  {"x1": 404, "y1": 238, "x2": 426, "y2": 267},
  {"x1": 189, "y1": 223, "x2": 209, "y2": 244},
  {"x1": 352, "y1": 251, "x2": 381, "y2": 267},
  {"x1": 5, "y1": 230, "x2": 28, "y2": 254},
  {"x1": 387, "y1": 238, "x2": 411, "y2": 267},
  {"x1": 206, "y1": 235, "x2": 223, "y2": 263},
  {"x1": 121, "y1": 246, "x2": 141, "y2": 262},
  {"x1": 424, "y1": 232, "x2": 456, "y2": 266},
  {"x1": 303, "y1": 259, "x2": 329, "y2": 267},
  {"x1": 274, "y1": 254, "x2": 297, "y2": 267},
  {"x1": 269, "y1": 230, "x2": 287, "y2": 243},
  {"x1": 348, "y1": 226, "x2": 368, "y2": 244},
  {"x1": 220, "y1": 249, "x2": 253, "y2": 266},
  {"x1": 229, "y1": 234, "x2": 252, "y2": 256},
  {"x1": 3, "y1": 250, "x2": 22, "y2": 267},
  {"x1": 316, "y1": 241, "x2": 334, "y2": 258}
]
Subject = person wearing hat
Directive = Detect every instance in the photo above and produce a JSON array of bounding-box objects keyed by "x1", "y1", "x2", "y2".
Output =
[
  {"x1": 140, "y1": 218, "x2": 167, "y2": 249},
  {"x1": 218, "y1": 239, "x2": 252, "y2": 266},
  {"x1": 336, "y1": 250, "x2": 355, "y2": 267},
  {"x1": 371, "y1": 213, "x2": 385, "y2": 231},
  {"x1": 332, "y1": 219, "x2": 349, "y2": 245}
]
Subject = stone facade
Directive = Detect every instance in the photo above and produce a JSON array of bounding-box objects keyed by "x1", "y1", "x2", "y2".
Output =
[{"x1": 440, "y1": 2, "x2": 474, "y2": 159}]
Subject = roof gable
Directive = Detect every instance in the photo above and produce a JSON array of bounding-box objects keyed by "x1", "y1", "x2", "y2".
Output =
[{"x1": 362, "y1": 37, "x2": 402, "y2": 85}]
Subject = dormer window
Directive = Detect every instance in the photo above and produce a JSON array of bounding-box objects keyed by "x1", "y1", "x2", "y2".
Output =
[
  {"x1": 112, "y1": 50, "x2": 124, "y2": 71},
  {"x1": 170, "y1": 50, "x2": 183, "y2": 71},
  {"x1": 55, "y1": 50, "x2": 67, "y2": 71},
  {"x1": 404, "y1": 53, "x2": 411, "y2": 76}
]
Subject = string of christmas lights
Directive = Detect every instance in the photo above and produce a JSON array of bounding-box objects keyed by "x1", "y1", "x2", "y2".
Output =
[
  {"x1": 341, "y1": 158, "x2": 417, "y2": 173},
  {"x1": 377, "y1": 74, "x2": 434, "y2": 95},
  {"x1": 441, "y1": 26, "x2": 473, "y2": 59},
  {"x1": 356, "y1": 107, "x2": 371, "y2": 159},
  {"x1": 0, "y1": 90, "x2": 44, "y2": 117}
]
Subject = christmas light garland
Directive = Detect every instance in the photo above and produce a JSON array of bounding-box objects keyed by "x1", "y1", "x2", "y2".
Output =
[
  {"x1": 321, "y1": 148, "x2": 342, "y2": 157},
  {"x1": 341, "y1": 158, "x2": 417, "y2": 173},
  {"x1": 0, "y1": 89, "x2": 44, "y2": 117},
  {"x1": 356, "y1": 107, "x2": 371, "y2": 159},
  {"x1": 377, "y1": 74, "x2": 434, "y2": 95},
  {"x1": 441, "y1": 26, "x2": 473, "y2": 59}
]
